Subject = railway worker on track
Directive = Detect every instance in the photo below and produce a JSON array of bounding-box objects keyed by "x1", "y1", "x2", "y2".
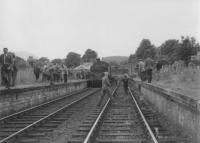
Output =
[
  {"x1": 97, "y1": 72, "x2": 112, "y2": 107},
  {"x1": 0, "y1": 48, "x2": 13, "y2": 89},
  {"x1": 122, "y1": 74, "x2": 129, "y2": 95}
]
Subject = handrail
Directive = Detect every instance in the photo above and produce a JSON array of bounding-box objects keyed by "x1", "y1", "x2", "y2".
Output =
[{"x1": 128, "y1": 87, "x2": 158, "y2": 143}]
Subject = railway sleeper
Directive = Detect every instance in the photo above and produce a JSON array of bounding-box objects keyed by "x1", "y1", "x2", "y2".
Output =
[
  {"x1": 18, "y1": 137, "x2": 38, "y2": 143},
  {"x1": 95, "y1": 137, "x2": 147, "y2": 143}
]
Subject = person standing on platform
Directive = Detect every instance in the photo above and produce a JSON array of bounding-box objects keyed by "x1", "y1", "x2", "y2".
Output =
[
  {"x1": 144, "y1": 56, "x2": 154, "y2": 83},
  {"x1": 62, "y1": 64, "x2": 68, "y2": 83},
  {"x1": 155, "y1": 60, "x2": 162, "y2": 81},
  {"x1": 138, "y1": 59, "x2": 146, "y2": 82},
  {"x1": 122, "y1": 74, "x2": 129, "y2": 95},
  {"x1": 97, "y1": 72, "x2": 112, "y2": 107},
  {"x1": 33, "y1": 62, "x2": 41, "y2": 81},
  {"x1": 64, "y1": 70, "x2": 68, "y2": 83},
  {"x1": 48, "y1": 63, "x2": 55, "y2": 85},
  {"x1": 11, "y1": 53, "x2": 18, "y2": 86},
  {"x1": 0, "y1": 48, "x2": 13, "y2": 88}
]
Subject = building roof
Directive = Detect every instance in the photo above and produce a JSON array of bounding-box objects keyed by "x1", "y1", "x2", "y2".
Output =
[{"x1": 74, "y1": 62, "x2": 93, "y2": 71}]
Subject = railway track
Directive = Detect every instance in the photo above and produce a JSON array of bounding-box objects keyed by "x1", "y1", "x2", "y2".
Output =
[
  {"x1": 0, "y1": 88, "x2": 100, "y2": 143},
  {"x1": 68, "y1": 85, "x2": 155, "y2": 143},
  {"x1": 69, "y1": 84, "x2": 190, "y2": 143}
]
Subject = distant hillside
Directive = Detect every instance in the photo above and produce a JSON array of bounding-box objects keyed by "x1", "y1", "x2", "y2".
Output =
[{"x1": 102, "y1": 56, "x2": 128, "y2": 64}]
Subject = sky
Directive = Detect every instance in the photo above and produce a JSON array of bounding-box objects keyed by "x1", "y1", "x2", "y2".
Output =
[{"x1": 0, "y1": 0, "x2": 200, "y2": 59}]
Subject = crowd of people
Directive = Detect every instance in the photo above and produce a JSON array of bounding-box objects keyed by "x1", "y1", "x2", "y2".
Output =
[
  {"x1": 136, "y1": 56, "x2": 200, "y2": 83},
  {"x1": 33, "y1": 62, "x2": 68, "y2": 85},
  {"x1": 0, "y1": 48, "x2": 69, "y2": 89},
  {"x1": 137, "y1": 56, "x2": 155, "y2": 83}
]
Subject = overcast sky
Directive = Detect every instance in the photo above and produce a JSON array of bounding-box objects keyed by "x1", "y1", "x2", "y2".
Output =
[{"x1": 0, "y1": 0, "x2": 199, "y2": 59}]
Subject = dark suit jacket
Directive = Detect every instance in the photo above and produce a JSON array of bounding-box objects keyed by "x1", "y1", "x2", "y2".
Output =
[{"x1": 0, "y1": 53, "x2": 13, "y2": 66}]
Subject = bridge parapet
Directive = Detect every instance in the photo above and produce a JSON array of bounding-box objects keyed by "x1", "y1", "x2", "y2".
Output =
[
  {"x1": 130, "y1": 79, "x2": 200, "y2": 143},
  {"x1": 0, "y1": 81, "x2": 87, "y2": 118}
]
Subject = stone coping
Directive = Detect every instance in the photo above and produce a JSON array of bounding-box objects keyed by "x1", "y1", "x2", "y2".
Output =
[
  {"x1": 0, "y1": 80, "x2": 87, "y2": 95},
  {"x1": 132, "y1": 79, "x2": 200, "y2": 113}
]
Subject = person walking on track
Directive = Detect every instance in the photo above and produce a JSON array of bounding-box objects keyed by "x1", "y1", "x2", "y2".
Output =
[
  {"x1": 97, "y1": 72, "x2": 112, "y2": 107},
  {"x1": 0, "y1": 48, "x2": 13, "y2": 89},
  {"x1": 122, "y1": 74, "x2": 129, "y2": 95}
]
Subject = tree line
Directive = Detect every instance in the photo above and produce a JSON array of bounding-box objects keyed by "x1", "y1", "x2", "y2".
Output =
[
  {"x1": 129, "y1": 36, "x2": 200, "y2": 66},
  {"x1": 26, "y1": 49, "x2": 98, "y2": 68}
]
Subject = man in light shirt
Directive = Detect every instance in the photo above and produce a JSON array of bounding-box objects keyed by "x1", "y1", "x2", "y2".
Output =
[
  {"x1": 138, "y1": 59, "x2": 146, "y2": 82},
  {"x1": 97, "y1": 72, "x2": 112, "y2": 107}
]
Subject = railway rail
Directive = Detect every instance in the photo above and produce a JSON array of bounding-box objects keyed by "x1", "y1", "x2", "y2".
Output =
[
  {"x1": 129, "y1": 88, "x2": 190, "y2": 143},
  {"x1": 0, "y1": 88, "x2": 100, "y2": 143},
  {"x1": 69, "y1": 84, "x2": 190, "y2": 143}
]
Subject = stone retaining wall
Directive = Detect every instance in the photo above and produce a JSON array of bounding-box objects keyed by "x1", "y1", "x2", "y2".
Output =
[
  {"x1": 130, "y1": 80, "x2": 200, "y2": 143},
  {"x1": 0, "y1": 81, "x2": 87, "y2": 118}
]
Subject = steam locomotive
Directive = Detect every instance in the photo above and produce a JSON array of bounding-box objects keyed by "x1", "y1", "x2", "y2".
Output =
[{"x1": 87, "y1": 59, "x2": 117, "y2": 87}]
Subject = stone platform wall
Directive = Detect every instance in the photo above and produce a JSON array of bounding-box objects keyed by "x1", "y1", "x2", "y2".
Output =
[
  {"x1": 130, "y1": 80, "x2": 200, "y2": 143},
  {"x1": 0, "y1": 81, "x2": 87, "y2": 118}
]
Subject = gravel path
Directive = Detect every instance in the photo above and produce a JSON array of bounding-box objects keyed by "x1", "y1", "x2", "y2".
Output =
[{"x1": 38, "y1": 89, "x2": 102, "y2": 143}]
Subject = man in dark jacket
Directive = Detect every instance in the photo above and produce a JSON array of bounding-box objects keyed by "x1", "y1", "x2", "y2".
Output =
[
  {"x1": 0, "y1": 48, "x2": 13, "y2": 88},
  {"x1": 33, "y1": 63, "x2": 41, "y2": 81},
  {"x1": 122, "y1": 74, "x2": 129, "y2": 95},
  {"x1": 155, "y1": 61, "x2": 163, "y2": 81},
  {"x1": 144, "y1": 56, "x2": 154, "y2": 83},
  {"x1": 11, "y1": 53, "x2": 18, "y2": 86}
]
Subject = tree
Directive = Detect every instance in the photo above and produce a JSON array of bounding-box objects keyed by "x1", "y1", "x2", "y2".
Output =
[
  {"x1": 178, "y1": 36, "x2": 199, "y2": 65},
  {"x1": 160, "y1": 39, "x2": 179, "y2": 56},
  {"x1": 51, "y1": 58, "x2": 63, "y2": 65},
  {"x1": 128, "y1": 54, "x2": 137, "y2": 63},
  {"x1": 65, "y1": 52, "x2": 81, "y2": 68},
  {"x1": 82, "y1": 49, "x2": 98, "y2": 62},
  {"x1": 38, "y1": 57, "x2": 50, "y2": 65},
  {"x1": 159, "y1": 39, "x2": 180, "y2": 63},
  {"x1": 135, "y1": 39, "x2": 156, "y2": 59},
  {"x1": 157, "y1": 36, "x2": 200, "y2": 65}
]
